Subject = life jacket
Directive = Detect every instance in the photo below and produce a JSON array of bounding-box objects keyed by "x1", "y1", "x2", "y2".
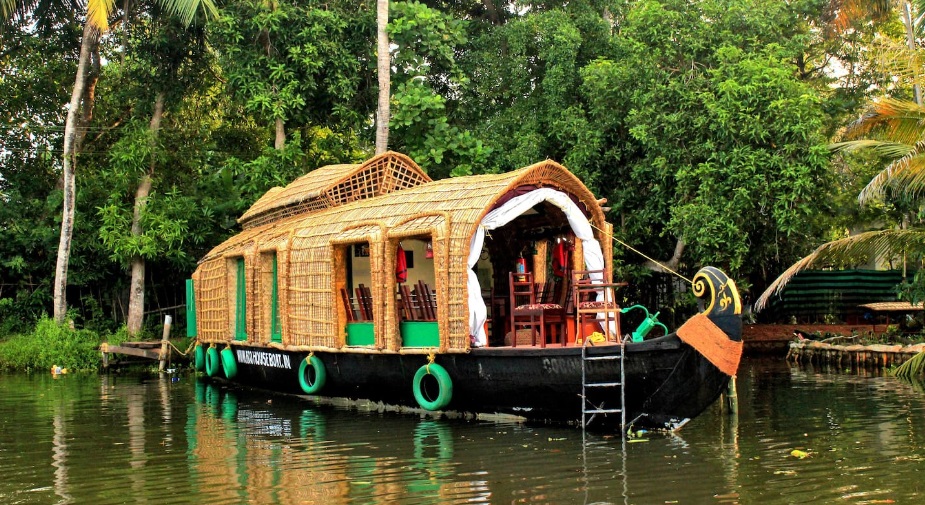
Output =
[
  {"x1": 552, "y1": 240, "x2": 568, "y2": 278},
  {"x1": 396, "y1": 244, "x2": 408, "y2": 283}
]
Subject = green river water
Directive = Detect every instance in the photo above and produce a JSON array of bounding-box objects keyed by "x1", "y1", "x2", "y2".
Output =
[{"x1": 1, "y1": 357, "x2": 923, "y2": 504}]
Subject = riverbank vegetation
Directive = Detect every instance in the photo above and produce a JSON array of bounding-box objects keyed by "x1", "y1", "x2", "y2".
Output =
[
  {"x1": 0, "y1": 317, "x2": 127, "y2": 372},
  {"x1": 1, "y1": 1, "x2": 923, "y2": 369}
]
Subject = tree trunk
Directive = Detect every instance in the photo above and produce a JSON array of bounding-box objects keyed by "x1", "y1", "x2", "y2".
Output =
[
  {"x1": 126, "y1": 91, "x2": 165, "y2": 335},
  {"x1": 482, "y1": 0, "x2": 501, "y2": 24},
  {"x1": 644, "y1": 239, "x2": 686, "y2": 274},
  {"x1": 274, "y1": 117, "x2": 285, "y2": 149},
  {"x1": 375, "y1": 0, "x2": 390, "y2": 154},
  {"x1": 53, "y1": 23, "x2": 99, "y2": 324},
  {"x1": 904, "y1": 2, "x2": 922, "y2": 106},
  {"x1": 75, "y1": 39, "x2": 101, "y2": 151}
]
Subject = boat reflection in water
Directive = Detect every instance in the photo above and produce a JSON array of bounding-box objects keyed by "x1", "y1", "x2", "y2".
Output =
[{"x1": 189, "y1": 380, "x2": 491, "y2": 504}]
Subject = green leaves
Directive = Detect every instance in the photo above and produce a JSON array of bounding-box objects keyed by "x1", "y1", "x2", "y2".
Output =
[
  {"x1": 387, "y1": 2, "x2": 487, "y2": 178},
  {"x1": 97, "y1": 188, "x2": 191, "y2": 265},
  {"x1": 390, "y1": 1, "x2": 466, "y2": 74},
  {"x1": 213, "y1": 0, "x2": 371, "y2": 131}
]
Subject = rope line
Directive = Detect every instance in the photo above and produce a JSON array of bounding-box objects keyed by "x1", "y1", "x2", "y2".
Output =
[
  {"x1": 588, "y1": 222, "x2": 692, "y2": 285},
  {"x1": 167, "y1": 339, "x2": 196, "y2": 357}
]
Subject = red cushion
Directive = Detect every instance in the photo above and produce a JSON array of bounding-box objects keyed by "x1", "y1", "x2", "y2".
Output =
[
  {"x1": 516, "y1": 303, "x2": 563, "y2": 310},
  {"x1": 579, "y1": 301, "x2": 619, "y2": 309}
]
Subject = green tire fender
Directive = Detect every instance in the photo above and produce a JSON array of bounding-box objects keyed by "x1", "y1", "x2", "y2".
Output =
[
  {"x1": 193, "y1": 344, "x2": 205, "y2": 372},
  {"x1": 220, "y1": 347, "x2": 238, "y2": 379},
  {"x1": 412, "y1": 363, "x2": 453, "y2": 411},
  {"x1": 205, "y1": 346, "x2": 221, "y2": 377},
  {"x1": 298, "y1": 354, "x2": 326, "y2": 394}
]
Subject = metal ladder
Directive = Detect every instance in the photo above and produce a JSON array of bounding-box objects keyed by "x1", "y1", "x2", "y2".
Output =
[{"x1": 581, "y1": 338, "x2": 626, "y2": 432}]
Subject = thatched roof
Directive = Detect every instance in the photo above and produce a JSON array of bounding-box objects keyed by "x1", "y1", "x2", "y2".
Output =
[
  {"x1": 204, "y1": 159, "x2": 605, "y2": 264},
  {"x1": 238, "y1": 151, "x2": 432, "y2": 229}
]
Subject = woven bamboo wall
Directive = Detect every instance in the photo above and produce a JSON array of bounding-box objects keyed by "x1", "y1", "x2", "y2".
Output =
[{"x1": 194, "y1": 156, "x2": 611, "y2": 353}]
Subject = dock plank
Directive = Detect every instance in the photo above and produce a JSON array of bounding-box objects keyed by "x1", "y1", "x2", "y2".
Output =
[{"x1": 102, "y1": 344, "x2": 162, "y2": 360}]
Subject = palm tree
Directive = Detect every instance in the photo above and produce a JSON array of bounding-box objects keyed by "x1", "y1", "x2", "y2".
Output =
[
  {"x1": 755, "y1": 101, "x2": 925, "y2": 312},
  {"x1": 375, "y1": 0, "x2": 389, "y2": 154},
  {"x1": 2, "y1": 0, "x2": 216, "y2": 324},
  {"x1": 755, "y1": 1, "x2": 925, "y2": 311}
]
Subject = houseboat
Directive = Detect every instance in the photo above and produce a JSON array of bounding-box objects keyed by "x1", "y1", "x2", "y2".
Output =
[{"x1": 187, "y1": 152, "x2": 743, "y2": 431}]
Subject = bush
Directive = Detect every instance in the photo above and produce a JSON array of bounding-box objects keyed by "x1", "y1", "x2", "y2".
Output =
[{"x1": 0, "y1": 317, "x2": 104, "y2": 372}]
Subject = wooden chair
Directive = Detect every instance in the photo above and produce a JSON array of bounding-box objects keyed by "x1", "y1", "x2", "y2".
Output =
[
  {"x1": 398, "y1": 284, "x2": 416, "y2": 320},
  {"x1": 355, "y1": 284, "x2": 373, "y2": 321},
  {"x1": 540, "y1": 277, "x2": 569, "y2": 346},
  {"x1": 573, "y1": 269, "x2": 625, "y2": 344},
  {"x1": 416, "y1": 281, "x2": 437, "y2": 321},
  {"x1": 509, "y1": 272, "x2": 544, "y2": 347},
  {"x1": 341, "y1": 288, "x2": 358, "y2": 322}
]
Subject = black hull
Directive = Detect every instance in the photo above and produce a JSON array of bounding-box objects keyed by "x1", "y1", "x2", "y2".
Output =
[{"x1": 218, "y1": 333, "x2": 730, "y2": 431}]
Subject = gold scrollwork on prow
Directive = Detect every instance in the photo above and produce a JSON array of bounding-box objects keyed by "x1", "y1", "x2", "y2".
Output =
[{"x1": 692, "y1": 267, "x2": 742, "y2": 316}]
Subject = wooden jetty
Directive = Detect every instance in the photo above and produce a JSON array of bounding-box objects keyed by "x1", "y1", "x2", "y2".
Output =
[
  {"x1": 101, "y1": 316, "x2": 175, "y2": 371},
  {"x1": 742, "y1": 324, "x2": 874, "y2": 354},
  {"x1": 787, "y1": 340, "x2": 925, "y2": 370}
]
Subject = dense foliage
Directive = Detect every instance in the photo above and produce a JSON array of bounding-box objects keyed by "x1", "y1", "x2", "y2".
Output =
[
  {"x1": 0, "y1": 317, "x2": 122, "y2": 371},
  {"x1": 0, "y1": 0, "x2": 906, "y2": 340}
]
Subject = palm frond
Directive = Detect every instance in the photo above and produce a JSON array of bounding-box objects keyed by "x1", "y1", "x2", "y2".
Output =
[
  {"x1": 894, "y1": 350, "x2": 925, "y2": 378},
  {"x1": 914, "y1": 0, "x2": 925, "y2": 37},
  {"x1": 1, "y1": 0, "x2": 38, "y2": 20},
  {"x1": 829, "y1": 0, "x2": 893, "y2": 32},
  {"x1": 858, "y1": 144, "x2": 925, "y2": 204},
  {"x1": 870, "y1": 39, "x2": 925, "y2": 88},
  {"x1": 841, "y1": 98, "x2": 925, "y2": 146},
  {"x1": 858, "y1": 146, "x2": 925, "y2": 205},
  {"x1": 159, "y1": 0, "x2": 218, "y2": 26},
  {"x1": 1, "y1": 0, "x2": 83, "y2": 32},
  {"x1": 1, "y1": 0, "x2": 15, "y2": 19},
  {"x1": 830, "y1": 139, "x2": 914, "y2": 158},
  {"x1": 754, "y1": 229, "x2": 925, "y2": 312},
  {"x1": 86, "y1": 0, "x2": 115, "y2": 31}
]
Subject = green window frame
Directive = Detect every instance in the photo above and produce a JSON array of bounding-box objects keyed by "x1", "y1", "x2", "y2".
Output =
[
  {"x1": 235, "y1": 257, "x2": 247, "y2": 341},
  {"x1": 270, "y1": 254, "x2": 282, "y2": 343}
]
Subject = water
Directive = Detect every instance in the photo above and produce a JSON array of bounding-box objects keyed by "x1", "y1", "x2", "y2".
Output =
[{"x1": 1, "y1": 357, "x2": 924, "y2": 504}]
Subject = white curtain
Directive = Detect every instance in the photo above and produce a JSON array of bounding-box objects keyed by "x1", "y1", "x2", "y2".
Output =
[{"x1": 467, "y1": 188, "x2": 605, "y2": 345}]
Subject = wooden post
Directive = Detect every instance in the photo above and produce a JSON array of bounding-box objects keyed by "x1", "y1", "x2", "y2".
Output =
[
  {"x1": 725, "y1": 375, "x2": 738, "y2": 414},
  {"x1": 159, "y1": 315, "x2": 172, "y2": 372}
]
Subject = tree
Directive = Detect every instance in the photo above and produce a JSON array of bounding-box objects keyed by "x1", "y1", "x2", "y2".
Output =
[
  {"x1": 755, "y1": 97, "x2": 925, "y2": 309},
  {"x1": 101, "y1": 10, "x2": 212, "y2": 335},
  {"x1": 755, "y1": 3, "x2": 925, "y2": 310},
  {"x1": 213, "y1": 0, "x2": 372, "y2": 151},
  {"x1": 387, "y1": 1, "x2": 489, "y2": 177},
  {"x1": 2, "y1": 0, "x2": 217, "y2": 325},
  {"x1": 376, "y1": 0, "x2": 390, "y2": 153},
  {"x1": 452, "y1": 0, "x2": 835, "y2": 292},
  {"x1": 0, "y1": 17, "x2": 77, "y2": 332}
]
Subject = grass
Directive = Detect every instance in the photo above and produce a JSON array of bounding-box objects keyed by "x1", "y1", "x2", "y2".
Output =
[{"x1": 0, "y1": 317, "x2": 108, "y2": 372}]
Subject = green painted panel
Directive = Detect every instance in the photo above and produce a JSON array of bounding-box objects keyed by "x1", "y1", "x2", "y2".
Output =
[
  {"x1": 401, "y1": 321, "x2": 440, "y2": 347},
  {"x1": 186, "y1": 278, "x2": 197, "y2": 337},
  {"x1": 235, "y1": 258, "x2": 247, "y2": 341},
  {"x1": 270, "y1": 254, "x2": 281, "y2": 343},
  {"x1": 346, "y1": 322, "x2": 375, "y2": 346}
]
